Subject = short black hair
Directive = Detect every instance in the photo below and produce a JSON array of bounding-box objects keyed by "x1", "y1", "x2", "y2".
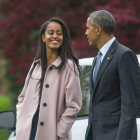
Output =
[{"x1": 89, "y1": 10, "x2": 116, "y2": 35}]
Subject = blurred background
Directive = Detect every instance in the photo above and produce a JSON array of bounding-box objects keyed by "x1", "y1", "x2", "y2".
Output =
[{"x1": 0, "y1": 0, "x2": 140, "y2": 139}]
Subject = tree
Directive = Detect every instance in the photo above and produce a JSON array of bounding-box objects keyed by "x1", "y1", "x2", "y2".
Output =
[{"x1": 0, "y1": 0, "x2": 140, "y2": 105}]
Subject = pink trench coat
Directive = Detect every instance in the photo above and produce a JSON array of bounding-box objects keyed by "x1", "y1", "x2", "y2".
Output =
[{"x1": 16, "y1": 57, "x2": 82, "y2": 140}]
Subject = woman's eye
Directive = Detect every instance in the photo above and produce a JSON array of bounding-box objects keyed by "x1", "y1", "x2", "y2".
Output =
[
  {"x1": 57, "y1": 33, "x2": 62, "y2": 36},
  {"x1": 49, "y1": 32, "x2": 53, "y2": 35}
]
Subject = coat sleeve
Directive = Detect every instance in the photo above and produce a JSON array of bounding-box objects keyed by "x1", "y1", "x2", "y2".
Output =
[
  {"x1": 116, "y1": 51, "x2": 140, "y2": 140},
  {"x1": 57, "y1": 63, "x2": 82, "y2": 139},
  {"x1": 16, "y1": 62, "x2": 34, "y2": 119}
]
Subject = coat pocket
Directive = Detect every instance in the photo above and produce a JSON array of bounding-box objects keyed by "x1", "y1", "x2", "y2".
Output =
[{"x1": 107, "y1": 116, "x2": 120, "y2": 124}]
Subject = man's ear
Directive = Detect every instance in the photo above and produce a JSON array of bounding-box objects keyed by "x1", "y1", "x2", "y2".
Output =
[
  {"x1": 96, "y1": 26, "x2": 102, "y2": 36},
  {"x1": 42, "y1": 35, "x2": 45, "y2": 42}
]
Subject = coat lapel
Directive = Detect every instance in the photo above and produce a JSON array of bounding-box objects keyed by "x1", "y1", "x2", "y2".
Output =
[{"x1": 93, "y1": 39, "x2": 119, "y2": 93}]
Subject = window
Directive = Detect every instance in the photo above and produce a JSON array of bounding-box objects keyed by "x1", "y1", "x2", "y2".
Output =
[{"x1": 78, "y1": 65, "x2": 91, "y2": 117}]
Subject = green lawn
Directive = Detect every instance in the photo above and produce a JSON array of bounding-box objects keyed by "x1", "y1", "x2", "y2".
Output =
[{"x1": 0, "y1": 130, "x2": 10, "y2": 140}]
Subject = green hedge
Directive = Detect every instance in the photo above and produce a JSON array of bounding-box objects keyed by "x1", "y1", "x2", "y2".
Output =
[{"x1": 0, "y1": 95, "x2": 11, "y2": 111}]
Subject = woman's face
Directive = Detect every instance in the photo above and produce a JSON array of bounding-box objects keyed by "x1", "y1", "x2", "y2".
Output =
[{"x1": 42, "y1": 22, "x2": 63, "y2": 51}]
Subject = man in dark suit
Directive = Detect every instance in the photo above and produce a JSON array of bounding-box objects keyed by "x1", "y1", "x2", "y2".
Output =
[{"x1": 85, "y1": 10, "x2": 140, "y2": 140}]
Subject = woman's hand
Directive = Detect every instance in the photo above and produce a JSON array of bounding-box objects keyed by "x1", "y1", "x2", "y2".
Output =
[{"x1": 58, "y1": 136, "x2": 63, "y2": 140}]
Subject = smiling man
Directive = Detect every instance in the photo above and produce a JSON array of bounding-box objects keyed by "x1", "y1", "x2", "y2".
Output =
[{"x1": 85, "y1": 10, "x2": 140, "y2": 140}]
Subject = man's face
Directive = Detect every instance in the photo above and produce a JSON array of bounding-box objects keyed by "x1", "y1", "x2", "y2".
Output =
[{"x1": 85, "y1": 17, "x2": 99, "y2": 47}]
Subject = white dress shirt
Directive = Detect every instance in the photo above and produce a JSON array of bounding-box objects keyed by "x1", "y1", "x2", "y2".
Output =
[{"x1": 100, "y1": 37, "x2": 116, "y2": 62}]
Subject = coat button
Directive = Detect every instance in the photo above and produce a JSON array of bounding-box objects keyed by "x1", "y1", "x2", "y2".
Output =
[
  {"x1": 49, "y1": 66, "x2": 53, "y2": 70},
  {"x1": 40, "y1": 122, "x2": 44, "y2": 126},
  {"x1": 45, "y1": 84, "x2": 49, "y2": 88},
  {"x1": 43, "y1": 103, "x2": 47, "y2": 107}
]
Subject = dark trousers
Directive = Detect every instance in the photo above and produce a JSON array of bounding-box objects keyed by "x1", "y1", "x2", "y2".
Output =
[
  {"x1": 87, "y1": 123, "x2": 93, "y2": 140},
  {"x1": 30, "y1": 107, "x2": 39, "y2": 140}
]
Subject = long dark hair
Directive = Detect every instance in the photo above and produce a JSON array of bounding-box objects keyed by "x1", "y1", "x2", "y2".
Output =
[{"x1": 30, "y1": 18, "x2": 81, "y2": 94}]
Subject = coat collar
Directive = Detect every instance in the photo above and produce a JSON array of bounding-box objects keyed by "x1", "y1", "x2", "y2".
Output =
[
  {"x1": 51, "y1": 56, "x2": 62, "y2": 67},
  {"x1": 34, "y1": 59, "x2": 41, "y2": 63},
  {"x1": 34, "y1": 56, "x2": 62, "y2": 67}
]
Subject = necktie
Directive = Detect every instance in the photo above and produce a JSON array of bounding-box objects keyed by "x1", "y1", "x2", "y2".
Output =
[{"x1": 93, "y1": 51, "x2": 102, "y2": 84}]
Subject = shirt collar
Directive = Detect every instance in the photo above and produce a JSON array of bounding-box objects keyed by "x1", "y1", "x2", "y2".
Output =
[{"x1": 100, "y1": 37, "x2": 116, "y2": 56}]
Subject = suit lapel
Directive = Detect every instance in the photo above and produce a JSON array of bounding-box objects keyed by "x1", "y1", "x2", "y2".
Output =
[
  {"x1": 93, "y1": 39, "x2": 119, "y2": 93},
  {"x1": 94, "y1": 55, "x2": 113, "y2": 89}
]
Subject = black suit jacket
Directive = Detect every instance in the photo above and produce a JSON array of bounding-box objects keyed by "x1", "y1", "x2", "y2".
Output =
[{"x1": 85, "y1": 40, "x2": 140, "y2": 140}]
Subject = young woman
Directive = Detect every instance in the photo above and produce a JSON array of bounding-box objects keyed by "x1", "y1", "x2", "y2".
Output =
[{"x1": 16, "y1": 18, "x2": 82, "y2": 140}]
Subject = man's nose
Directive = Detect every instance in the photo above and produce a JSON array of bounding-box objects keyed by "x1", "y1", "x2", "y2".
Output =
[{"x1": 85, "y1": 30, "x2": 88, "y2": 35}]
